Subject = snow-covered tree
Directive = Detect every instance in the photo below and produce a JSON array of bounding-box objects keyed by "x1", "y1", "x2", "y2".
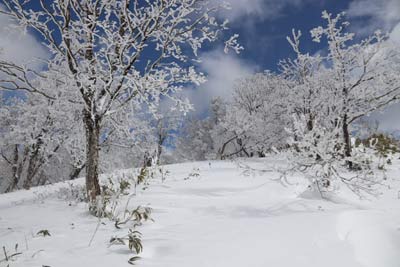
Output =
[
  {"x1": 279, "y1": 29, "x2": 326, "y2": 133},
  {"x1": 153, "y1": 108, "x2": 184, "y2": 165},
  {"x1": 175, "y1": 97, "x2": 245, "y2": 161},
  {"x1": 226, "y1": 72, "x2": 290, "y2": 155},
  {"x1": 281, "y1": 11, "x2": 400, "y2": 195},
  {"x1": 0, "y1": 92, "x2": 84, "y2": 192},
  {"x1": 175, "y1": 115, "x2": 216, "y2": 161},
  {"x1": 176, "y1": 73, "x2": 290, "y2": 161},
  {"x1": 309, "y1": 11, "x2": 400, "y2": 159},
  {"x1": 0, "y1": 0, "x2": 241, "y2": 201}
]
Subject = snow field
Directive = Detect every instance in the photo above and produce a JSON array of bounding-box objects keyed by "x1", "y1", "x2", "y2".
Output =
[{"x1": 1, "y1": 159, "x2": 400, "y2": 267}]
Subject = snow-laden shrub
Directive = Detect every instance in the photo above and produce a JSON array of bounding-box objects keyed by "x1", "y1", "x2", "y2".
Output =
[
  {"x1": 86, "y1": 172, "x2": 154, "y2": 265},
  {"x1": 285, "y1": 116, "x2": 385, "y2": 198},
  {"x1": 89, "y1": 175, "x2": 133, "y2": 219},
  {"x1": 355, "y1": 134, "x2": 399, "y2": 158}
]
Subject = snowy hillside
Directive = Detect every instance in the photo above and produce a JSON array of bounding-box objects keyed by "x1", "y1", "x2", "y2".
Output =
[{"x1": 1, "y1": 158, "x2": 400, "y2": 267}]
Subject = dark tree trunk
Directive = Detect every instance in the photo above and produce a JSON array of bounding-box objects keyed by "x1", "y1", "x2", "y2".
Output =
[
  {"x1": 343, "y1": 114, "x2": 352, "y2": 157},
  {"x1": 307, "y1": 113, "x2": 313, "y2": 131},
  {"x1": 343, "y1": 113, "x2": 353, "y2": 169},
  {"x1": 241, "y1": 146, "x2": 250, "y2": 158},
  {"x1": 157, "y1": 144, "x2": 162, "y2": 165},
  {"x1": 217, "y1": 135, "x2": 240, "y2": 160},
  {"x1": 83, "y1": 111, "x2": 101, "y2": 202},
  {"x1": 9, "y1": 145, "x2": 19, "y2": 191},
  {"x1": 11, "y1": 145, "x2": 18, "y2": 183}
]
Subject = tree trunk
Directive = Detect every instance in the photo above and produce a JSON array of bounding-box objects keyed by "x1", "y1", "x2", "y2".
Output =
[
  {"x1": 10, "y1": 145, "x2": 19, "y2": 191},
  {"x1": 156, "y1": 143, "x2": 162, "y2": 165},
  {"x1": 307, "y1": 117, "x2": 313, "y2": 131},
  {"x1": 218, "y1": 135, "x2": 237, "y2": 160},
  {"x1": 5, "y1": 145, "x2": 20, "y2": 193},
  {"x1": 83, "y1": 111, "x2": 101, "y2": 202},
  {"x1": 156, "y1": 134, "x2": 166, "y2": 165},
  {"x1": 343, "y1": 114, "x2": 352, "y2": 157},
  {"x1": 343, "y1": 113, "x2": 353, "y2": 169},
  {"x1": 23, "y1": 138, "x2": 44, "y2": 190}
]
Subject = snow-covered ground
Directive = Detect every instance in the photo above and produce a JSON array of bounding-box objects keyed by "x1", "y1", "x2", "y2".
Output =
[{"x1": 1, "y1": 158, "x2": 400, "y2": 267}]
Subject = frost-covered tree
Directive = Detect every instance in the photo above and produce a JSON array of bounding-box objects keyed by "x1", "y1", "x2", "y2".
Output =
[
  {"x1": 153, "y1": 108, "x2": 184, "y2": 165},
  {"x1": 98, "y1": 103, "x2": 156, "y2": 171},
  {"x1": 0, "y1": 92, "x2": 84, "y2": 192},
  {"x1": 281, "y1": 11, "x2": 400, "y2": 196},
  {"x1": 177, "y1": 74, "x2": 290, "y2": 161},
  {"x1": 309, "y1": 11, "x2": 400, "y2": 159},
  {"x1": 0, "y1": 0, "x2": 241, "y2": 201},
  {"x1": 173, "y1": 98, "x2": 223, "y2": 161},
  {"x1": 280, "y1": 30, "x2": 326, "y2": 133},
  {"x1": 226, "y1": 72, "x2": 290, "y2": 155},
  {"x1": 175, "y1": 115, "x2": 216, "y2": 161}
]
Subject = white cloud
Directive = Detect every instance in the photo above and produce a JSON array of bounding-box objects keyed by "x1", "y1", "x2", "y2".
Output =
[
  {"x1": 0, "y1": 12, "x2": 48, "y2": 68},
  {"x1": 185, "y1": 49, "x2": 258, "y2": 115},
  {"x1": 211, "y1": 0, "x2": 308, "y2": 22},
  {"x1": 212, "y1": 0, "x2": 266, "y2": 21},
  {"x1": 347, "y1": 0, "x2": 400, "y2": 36}
]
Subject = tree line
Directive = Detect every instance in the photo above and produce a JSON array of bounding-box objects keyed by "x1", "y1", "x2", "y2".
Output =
[{"x1": 0, "y1": 3, "x2": 399, "y2": 200}]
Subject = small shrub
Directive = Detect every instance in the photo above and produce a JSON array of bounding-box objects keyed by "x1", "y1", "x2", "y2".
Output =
[
  {"x1": 114, "y1": 206, "x2": 153, "y2": 229},
  {"x1": 119, "y1": 179, "x2": 131, "y2": 194},
  {"x1": 90, "y1": 176, "x2": 135, "y2": 218},
  {"x1": 88, "y1": 172, "x2": 153, "y2": 266},
  {"x1": 109, "y1": 228, "x2": 144, "y2": 264},
  {"x1": 1, "y1": 244, "x2": 21, "y2": 265},
  {"x1": 36, "y1": 230, "x2": 51, "y2": 237},
  {"x1": 355, "y1": 133, "x2": 399, "y2": 157},
  {"x1": 185, "y1": 168, "x2": 200, "y2": 180},
  {"x1": 136, "y1": 167, "x2": 148, "y2": 185},
  {"x1": 159, "y1": 167, "x2": 170, "y2": 182},
  {"x1": 109, "y1": 229, "x2": 143, "y2": 253}
]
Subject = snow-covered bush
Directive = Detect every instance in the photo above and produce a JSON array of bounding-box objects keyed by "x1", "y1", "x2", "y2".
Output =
[
  {"x1": 285, "y1": 115, "x2": 384, "y2": 198},
  {"x1": 355, "y1": 133, "x2": 399, "y2": 158}
]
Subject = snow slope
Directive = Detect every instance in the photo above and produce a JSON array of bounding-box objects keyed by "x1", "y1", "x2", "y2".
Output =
[{"x1": 1, "y1": 158, "x2": 400, "y2": 267}]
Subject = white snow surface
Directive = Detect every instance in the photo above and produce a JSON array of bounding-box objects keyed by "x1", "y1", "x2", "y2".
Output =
[{"x1": 1, "y1": 158, "x2": 400, "y2": 267}]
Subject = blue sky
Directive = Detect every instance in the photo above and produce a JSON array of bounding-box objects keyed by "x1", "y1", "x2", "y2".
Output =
[
  {"x1": 226, "y1": 0, "x2": 350, "y2": 71},
  {"x1": 219, "y1": 0, "x2": 399, "y2": 70},
  {"x1": 1, "y1": 0, "x2": 400, "y2": 130}
]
